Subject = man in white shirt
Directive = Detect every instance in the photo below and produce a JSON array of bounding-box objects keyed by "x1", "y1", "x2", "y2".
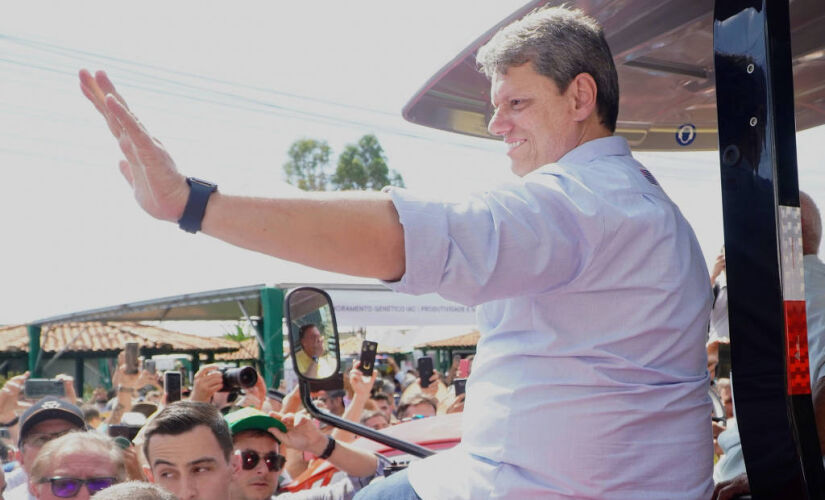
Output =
[{"x1": 80, "y1": 6, "x2": 711, "y2": 499}]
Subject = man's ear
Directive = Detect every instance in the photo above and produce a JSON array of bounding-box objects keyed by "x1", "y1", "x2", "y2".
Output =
[
  {"x1": 28, "y1": 479, "x2": 38, "y2": 498},
  {"x1": 230, "y1": 451, "x2": 241, "y2": 476},
  {"x1": 569, "y1": 72, "x2": 599, "y2": 123},
  {"x1": 143, "y1": 464, "x2": 154, "y2": 483}
]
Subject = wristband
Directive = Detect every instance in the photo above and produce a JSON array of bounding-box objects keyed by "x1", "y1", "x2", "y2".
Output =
[
  {"x1": 178, "y1": 177, "x2": 218, "y2": 233},
  {"x1": 317, "y1": 436, "x2": 336, "y2": 460},
  {"x1": 0, "y1": 415, "x2": 19, "y2": 427}
]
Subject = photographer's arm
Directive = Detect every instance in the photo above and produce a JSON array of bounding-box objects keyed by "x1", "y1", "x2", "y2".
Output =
[{"x1": 79, "y1": 70, "x2": 405, "y2": 281}]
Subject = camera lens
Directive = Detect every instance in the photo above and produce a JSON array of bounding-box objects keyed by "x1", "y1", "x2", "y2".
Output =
[{"x1": 221, "y1": 367, "x2": 258, "y2": 390}]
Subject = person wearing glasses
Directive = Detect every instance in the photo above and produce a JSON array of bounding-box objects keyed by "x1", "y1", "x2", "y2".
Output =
[
  {"x1": 27, "y1": 432, "x2": 123, "y2": 500},
  {"x1": 6, "y1": 398, "x2": 86, "y2": 500},
  {"x1": 224, "y1": 408, "x2": 287, "y2": 500},
  {"x1": 225, "y1": 407, "x2": 388, "y2": 500}
]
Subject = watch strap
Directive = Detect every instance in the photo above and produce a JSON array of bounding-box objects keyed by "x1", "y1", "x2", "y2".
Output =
[
  {"x1": 318, "y1": 436, "x2": 336, "y2": 460},
  {"x1": 0, "y1": 415, "x2": 19, "y2": 427},
  {"x1": 178, "y1": 177, "x2": 218, "y2": 233}
]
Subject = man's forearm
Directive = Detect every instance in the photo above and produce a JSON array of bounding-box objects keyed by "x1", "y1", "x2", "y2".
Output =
[
  {"x1": 201, "y1": 191, "x2": 405, "y2": 280},
  {"x1": 332, "y1": 392, "x2": 370, "y2": 443},
  {"x1": 308, "y1": 436, "x2": 378, "y2": 478}
]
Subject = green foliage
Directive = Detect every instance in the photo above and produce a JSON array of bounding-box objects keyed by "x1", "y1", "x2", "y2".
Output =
[
  {"x1": 332, "y1": 134, "x2": 405, "y2": 190},
  {"x1": 283, "y1": 138, "x2": 332, "y2": 191},
  {"x1": 283, "y1": 134, "x2": 404, "y2": 191},
  {"x1": 223, "y1": 322, "x2": 252, "y2": 342}
]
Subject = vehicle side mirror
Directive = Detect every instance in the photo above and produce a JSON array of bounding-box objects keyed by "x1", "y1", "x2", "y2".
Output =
[
  {"x1": 285, "y1": 287, "x2": 341, "y2": 381},
  {"x1": 282, "y1": 286, "x2": 433, "y2": 459}
]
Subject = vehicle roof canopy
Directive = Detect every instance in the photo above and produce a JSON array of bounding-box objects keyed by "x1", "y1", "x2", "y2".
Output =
[{"x1": 402, "y1": 0, "x2": 825, "y2": 151}]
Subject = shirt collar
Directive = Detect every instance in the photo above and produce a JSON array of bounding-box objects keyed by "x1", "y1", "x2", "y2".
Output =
[{"x1": 557, "y1": 135, "x2": 631, "y2": 165}]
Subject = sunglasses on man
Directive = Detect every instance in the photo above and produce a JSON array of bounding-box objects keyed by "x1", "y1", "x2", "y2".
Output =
[
  {"x1": 37, "y1": 477, "x2": 117, "y2": 498},
  {"x1": 238, "y1": 449, "x2": 286, "y2": 472}
]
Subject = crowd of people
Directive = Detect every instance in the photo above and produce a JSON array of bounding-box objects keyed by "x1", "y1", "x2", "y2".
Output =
[
  {"x1": 0, "y1": 348, "x2": 469, "y2": 500},
  {"x1": 0, "y1": 1, "x2": 814, "y2": 497}
]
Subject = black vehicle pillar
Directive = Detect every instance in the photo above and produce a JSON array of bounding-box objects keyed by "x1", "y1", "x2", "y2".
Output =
[{"x1": 714, "y1": 0, "x2": 825, "y2": 497}]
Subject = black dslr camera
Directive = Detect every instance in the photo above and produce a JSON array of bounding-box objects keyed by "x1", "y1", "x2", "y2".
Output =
[{"x1": 219, "y1": 366, "x2": 258, "y2": 392}]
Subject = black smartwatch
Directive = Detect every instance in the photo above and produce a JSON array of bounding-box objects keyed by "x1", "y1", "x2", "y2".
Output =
[{"x1": 178, "y1": 177, "x2": 218, "y2": 233}]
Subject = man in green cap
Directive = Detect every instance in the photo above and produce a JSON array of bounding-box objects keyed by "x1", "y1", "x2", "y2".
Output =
[
  {"x1": 225, "y1": 407, "x2": 288, "y2": 500},
  {"x1": 225, "y1": 407, "x2": 389, "y2": 500}
]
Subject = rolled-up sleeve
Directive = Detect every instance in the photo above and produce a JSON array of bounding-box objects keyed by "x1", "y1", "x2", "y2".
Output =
[{"x1": 383, "y1": 173, "x2": 604, "y2": 306}]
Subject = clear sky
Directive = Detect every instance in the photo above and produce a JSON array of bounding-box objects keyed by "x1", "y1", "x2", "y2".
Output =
[{"x1": 2, "y1": 1, "x2": 824, "y2": 325}]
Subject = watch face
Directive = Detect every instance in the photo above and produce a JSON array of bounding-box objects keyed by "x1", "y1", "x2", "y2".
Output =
[{"x1": 187, "y1": 177, "x2": 217, "y2": 190}]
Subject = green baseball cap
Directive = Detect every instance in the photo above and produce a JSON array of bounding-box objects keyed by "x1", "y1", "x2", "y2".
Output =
[{"x1": 224, "y1": 407, "x2": 287, "y2": 439}]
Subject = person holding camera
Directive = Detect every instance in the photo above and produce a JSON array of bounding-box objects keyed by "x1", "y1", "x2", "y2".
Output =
[{"x1": 190, "y1": 365, "x2": 266, "y2": 413}]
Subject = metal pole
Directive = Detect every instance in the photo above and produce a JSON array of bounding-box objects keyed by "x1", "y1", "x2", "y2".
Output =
[
  {"x1": 27, "y1": 324, "x2": 41, "y2": 376},
  {"x1": 260, "y1": 288, "x2": 285, "y2": 389},
  {"x1": 713, "y1": 0, "x2": 825, "y2": 496}
]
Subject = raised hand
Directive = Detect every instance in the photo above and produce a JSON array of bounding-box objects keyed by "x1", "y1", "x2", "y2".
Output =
[
  {"x1": 269, "y1": 410, "x2": 326, "y2": 455},
  {"x1": 79, "y1": 69, "x2": 189, "y2": 223},
  {"x1": 349, "y1": 361, "x2": 377, "y2": 398},
  {"x1": 0, "y1": 372, "x2": 29, "y2": 420},
  {"x1": 190, "y1": 365, "x2": 224, "y2": 403}
]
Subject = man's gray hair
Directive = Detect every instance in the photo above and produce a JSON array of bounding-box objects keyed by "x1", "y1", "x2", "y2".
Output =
[
  {"x1": 476, "y1": 5, "x2": 619, "y2": 132},
  {"x1": 30, "y1": 432, "x2": 126, "y2": 483},
  {"x1": 90, "y1": 481, "x2": 176, "y2": 500}
]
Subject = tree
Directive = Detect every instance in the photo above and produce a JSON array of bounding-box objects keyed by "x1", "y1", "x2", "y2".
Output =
[
  {"x1": 282, "y1": 134, "x2": 404, "y2": 192},
  {"x1": 332, "y1": 134, "x2": 405, "y2": 190},
  {"x1": 283, "y1": 138, "x2": 332, "y2": 191}
]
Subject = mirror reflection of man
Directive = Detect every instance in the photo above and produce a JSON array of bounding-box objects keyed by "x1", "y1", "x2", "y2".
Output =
[
  {"x1": 81, "y1": 5, "x2": 711, "y2": 499},
  {"x1": 294, "y1": 325, "x2": 336, "y2": 379}
]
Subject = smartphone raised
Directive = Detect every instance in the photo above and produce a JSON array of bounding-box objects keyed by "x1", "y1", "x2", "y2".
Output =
[
  {"x1": 24, "y1": 379, "x2": 65, "y2": 399},
  {"x1": 164, "y1": 371, "x2": 182, "y2": 403},
  {"x1": 359, "y1": 341, "x2": 378, "y2": 377},
  {"x1": 417, "y1": 356, "x2": 434, "y2": 389},
  {"x1": 453, "y1": 378, "x2": 467, "y2": 397},
  {"x1": 125, "y1": 341, "x2": 140, "y2": 375},
  {"x1": 144, "y1": 359, "x2": 156, "y2": 375}
]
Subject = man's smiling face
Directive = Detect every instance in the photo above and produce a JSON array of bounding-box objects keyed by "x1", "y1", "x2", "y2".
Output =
[{"x1": 487, "y1": 62, "x2": 579, "y2": 177}]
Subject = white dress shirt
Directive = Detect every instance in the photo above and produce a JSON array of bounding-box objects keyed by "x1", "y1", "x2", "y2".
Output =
[{"x1": 385, "y1": 136, "x2": 713, "y2": 499}]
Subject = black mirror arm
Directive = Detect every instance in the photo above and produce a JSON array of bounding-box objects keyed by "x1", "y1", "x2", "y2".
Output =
[{"x1": 298, "y1": 379, "x2": 435, "y2": 459}]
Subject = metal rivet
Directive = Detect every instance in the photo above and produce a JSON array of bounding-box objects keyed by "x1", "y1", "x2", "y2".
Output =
[
  {"x1": 750, "y1": 117, "x2": 758, "y2": 126},
  {"x1": 747, "y1": 63, "x2": 755, "y2": 74}
]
